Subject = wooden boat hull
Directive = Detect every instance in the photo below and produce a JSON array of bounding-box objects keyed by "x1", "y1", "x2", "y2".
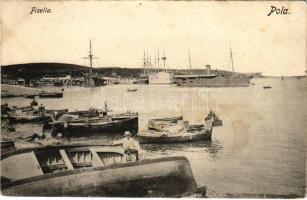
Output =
[
  {"x1": 52, "y1": 116, "x2": 138, "y2": 137},
  {"x1": 138, "y1": 129, "x2": 212, "y2": 144},
  {"x1": 1, "y1": 155, "x2": 199, "y2": 197},
  {"x1": 148, "y1": 116, "x2": 183, "y2": 130},
  {"x1": 53, "y1": 82, "x2": 64, "y2": 87},
  {"x1": 149, "y1": 116, "x2": 222, "y2": 131},
  {"x1": 1, "y1": 141, "x2": 15, "y2": 149},
  {"x1": 7, "y1": 114, "x2": 51, "y2": 123},
  {"x1": 64, "y1": 117, "x2": 138, "y2": 136},
  {"x1": 62, "y1": 110, "x2": 100, "y2": 118},
  {"x1": 1, "y1": 141, "x2": 16, "y2": 154},
  {"x1": 45, "y1": 109, "x2": 68, "y2": 113},
  {"x1": 39, "y1": 93, "x2": 63, "y2": 98},
  {"x1": 25, "y1": 95, "x2": 36, "y2": 99}
]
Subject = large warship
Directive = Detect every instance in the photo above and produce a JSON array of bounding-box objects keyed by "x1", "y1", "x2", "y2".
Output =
[{"x1": 173, "y1": 46, "x2": 252, "y2": 87}]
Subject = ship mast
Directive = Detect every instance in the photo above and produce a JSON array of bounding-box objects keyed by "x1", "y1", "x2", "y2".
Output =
[
  {"x1": 162, "y1": 52, "x2": 167, "y2": 72},
  {"x1": 157, "y1": 51, "x2": 160, "y2": 73},
  {"x1": 188, "y1": 49, "x2": 192, "y2": 70},
  {"x1": 149, "y1": 53, "x2": 152, "y2": 73},
  {"x1": 146, "y1": 49, "x2": 149, "y2": 75},
  {"x1": 229, "y1": 42, "x2": 234, "y2": 72},
  {"x1": 154, "y1": 53, "x2": 157, "y2": 73},
  {"x1": 83, "y1": 39, "x2": 99, "y2": 74},
  {"x1": 89, "y1": 39, "x2": 93, "y2": 73},
  {"x1": 143, "y1": 50, "x2": 146, "y2": 75}
]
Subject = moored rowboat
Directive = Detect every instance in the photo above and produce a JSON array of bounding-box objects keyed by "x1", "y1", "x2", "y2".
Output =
[
  {"x1": 148, "y1": 112, "x2": 222, "y2": 131},
  {"x1": 138, "y1": 112, "x2": 221, "y2": 144},
  {"x1": 148, "y1": 116, "x2": 183, "y2": 130},
  {"x1": 127, "y1": 88, "x2": 137, "y2": 92},
  {"x1": 39, "y1": 92, "x2": 63, "y2": 98},
  {"x1": 138, "y1": 129, "x2": 212, "y2": 144},
  {"x1": 7, "y1": 113, "x2": 51, "y2": 123},
  {"x1": 51, "y1": 112, "x2": 138, "y2": 137}
]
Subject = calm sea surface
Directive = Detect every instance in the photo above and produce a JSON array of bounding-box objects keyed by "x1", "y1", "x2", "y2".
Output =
[{"x1": 2, "y1": 78, "x2": 306, "y2": 197}]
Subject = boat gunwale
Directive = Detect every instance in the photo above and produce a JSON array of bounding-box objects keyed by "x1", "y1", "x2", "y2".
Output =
[
  {"x1": 139, "y1": 129, "x2": 211, "y2": 138},
  {"x1": 1, "y1": 156, "x2": 190, "y2": 190},
  {"x1": 1, "y1": 144, "x2": 123, "y2": 159},
  {"x1": 65, "y1": 116, "x2": 138, "y2": 126},
  {"x1": 52, "y1": 113, "x2": 138, "y2": 124}
]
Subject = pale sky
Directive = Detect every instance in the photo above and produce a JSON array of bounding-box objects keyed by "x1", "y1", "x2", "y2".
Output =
[{"x1": 2, "y1": 1, "x2": 306, "y2": 76}]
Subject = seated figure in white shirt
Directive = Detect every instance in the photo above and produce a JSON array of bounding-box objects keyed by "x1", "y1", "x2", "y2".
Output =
[{"x1": 113, "y1": 131, "x2": 141, "y2": 161}]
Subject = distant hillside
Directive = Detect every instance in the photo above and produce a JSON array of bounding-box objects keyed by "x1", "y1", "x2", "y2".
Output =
[
  {"x1": 1, "y1": 63, "x2": 88, "y2": 79},
  {"x1": 1, "y1": 63, "x2": 144, "y2": 79},
  {"x1": 1, "y1": 62, "x2": 258, "y2": 79}
]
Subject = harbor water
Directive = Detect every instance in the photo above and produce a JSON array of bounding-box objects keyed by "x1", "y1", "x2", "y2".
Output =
[{"x1": 2, "y1": 77, "x2": 306, "y2": 197}]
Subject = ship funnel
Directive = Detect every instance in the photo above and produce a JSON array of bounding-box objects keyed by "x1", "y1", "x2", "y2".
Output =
[{"x1": 205, "y1": 65, "x2": 211, "y2": 75}]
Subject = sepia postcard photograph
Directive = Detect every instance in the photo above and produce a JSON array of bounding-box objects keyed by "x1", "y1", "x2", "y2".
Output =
[{"x1": 0, "y1": 0, "x2": 306, "y2": 198}]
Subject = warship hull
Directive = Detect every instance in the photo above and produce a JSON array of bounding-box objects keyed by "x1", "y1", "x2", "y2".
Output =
[{"x1": 174, "y1": 76, "x2": 251, "y2": 87}]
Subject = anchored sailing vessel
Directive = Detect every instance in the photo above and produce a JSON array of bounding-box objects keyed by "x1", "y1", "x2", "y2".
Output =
[
  {"x1": 82, "y1": 39, "x2": 107, "y2": 87},
  {"x1": 147, "y1": 50, "x2": 173, "y2": 84},
  {"x1": 173, "y1": 44, "x2": 252, "y2": 87}
]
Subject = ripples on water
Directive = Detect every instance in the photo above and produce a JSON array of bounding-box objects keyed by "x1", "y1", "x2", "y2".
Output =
[{"x1": 2, "y1": 78, "x2": 306, "y2": 197}]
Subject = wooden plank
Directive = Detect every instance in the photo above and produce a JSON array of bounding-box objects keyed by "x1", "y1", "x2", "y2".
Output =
[
  {"x1": 91, "y1": 146, "x2": 124, "y2": 154},
  {"x1": 59, "y1": 149, "x2": 74, "y2": 170},
  {"x1": 65, "y1": 148, "x2": 90, "y2": 153},
  {"x1": 90, "y1": 148, "x2": 104, "y2": 167},
  {"x1": 1, "y1": 151, "x2": 44, "y2": 180}
]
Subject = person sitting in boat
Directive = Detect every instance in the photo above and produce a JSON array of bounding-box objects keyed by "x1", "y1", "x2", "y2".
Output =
[
  {"x1": 30, "y1": 99, "x2": 38, "y2": 107},
  {"x1": 113, "y1": 131, "x2": 141, "y2": 161}
]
